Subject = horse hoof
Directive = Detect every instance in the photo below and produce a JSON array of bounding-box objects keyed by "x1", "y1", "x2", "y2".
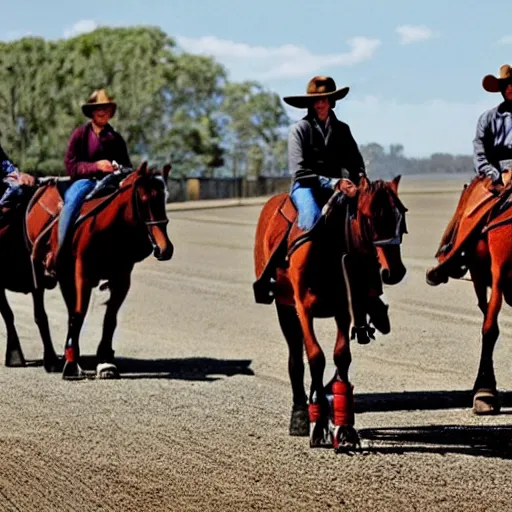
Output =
[
  {"x1": 44, "y1": 356, "x2": 63, "y2": 373},
  {"x1": 333, "y1": 425, "x2": 360, "y2": 453},
  {"x1": 96, "y1": 362, "x2": 120, "y2": 380},
  {"x1": 289, "y1": 405, "x2": 309, "y2": 437},
  {"x1": 62, "y1": 361, "x2": 86, "y2": 381},
  {"x1": 473, "y1": 389, "x2": 501, "y2": 415},
  {"x1": 426, "y1": 267, "x2": 448, "y2": 287},
  {"x1": 309, "y1": 421, "x2": 333, "y2": 448},
  {"x1": 5, "y1": 349, "x2": 26, "y2": 368}
]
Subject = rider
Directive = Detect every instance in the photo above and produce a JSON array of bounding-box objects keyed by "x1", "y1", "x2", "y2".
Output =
[
  {"x1": 283, "y1": 76, "x2": 389, "y2": 333},
  {"x1": 285, "y1": 76, "x2": 364, "y2": 229},
  {"x1": 426, "y1": 64, "x2": 512, "y2": 286},
  {"x1": 0, "y1": 144, "x2": 35, "y2": 208},
  {"x1": 45, "y1": 88, "x2": 132, "y2": 277}
]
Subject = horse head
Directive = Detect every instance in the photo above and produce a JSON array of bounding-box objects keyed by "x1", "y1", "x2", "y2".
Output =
[
  {"x1": 123, "y1": 161, "x2": 174, "y2": 261},
  {"x1": 356, "y1": 175, "x2": 407, "y2": 285}
]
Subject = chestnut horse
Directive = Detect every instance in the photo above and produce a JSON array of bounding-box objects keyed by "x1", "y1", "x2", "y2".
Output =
[
  {"x1": 254, "y1": 176, "x2": 407, "y2": 450},
  {"x1": 20, "y1": 162, "x2": 173, "y2": 380},
  {"x1": 466, "y1": 190, "x2": 512, "y2": 415}
]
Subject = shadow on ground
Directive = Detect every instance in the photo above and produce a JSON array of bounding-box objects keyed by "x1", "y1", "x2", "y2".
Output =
[
  {"x1": 359, "y1": 424, "x2": 512, "y2": 459},
  {"x1": 25, "y1": 356, "x2": 255, "y2": 382}
]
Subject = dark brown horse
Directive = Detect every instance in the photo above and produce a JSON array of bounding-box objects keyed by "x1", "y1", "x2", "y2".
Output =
[
  {"x1": 254, "y1": 176, "x2": 407, "y2": 450},
  {"x1": 0, "y1": 190, "x2": 60, "y2": 372},
  {"x1": 20, "y1": 162, "x2": 173, "y2": 380}
]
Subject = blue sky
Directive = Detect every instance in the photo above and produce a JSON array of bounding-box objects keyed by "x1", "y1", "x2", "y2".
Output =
[{"x1": 2, "y1": 0, "x2": 512, "y2": 156}]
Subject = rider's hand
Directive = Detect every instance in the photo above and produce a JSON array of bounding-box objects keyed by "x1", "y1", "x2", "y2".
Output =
[
  {"x1": 18, "y1": 172, "x2": 35, "y2": 186},
  {"x1": 339, "y1": 178, "x2": 357, "y2": 198},
  {"x1": 97, "y1": 160, "x2": 114, "y2": 173}
]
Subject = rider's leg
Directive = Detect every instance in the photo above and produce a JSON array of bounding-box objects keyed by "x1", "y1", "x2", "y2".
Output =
[
  {"x1": 290, "y1": 182, "x2": 323, "y2": 231},
  {"x1": 45, "y1": 179, "x2": 95, "y2": 277}
]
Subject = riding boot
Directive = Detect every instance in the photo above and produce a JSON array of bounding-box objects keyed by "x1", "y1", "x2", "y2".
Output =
[
  {"x1": 426, "y1": 213, "x2": 467, "y2": 286},
  {"x1": 42, "y1": 226, "x2": 61, "y2": 288},
  {"x1": 253, "y1": 229, "x2": 290, "y2": 304}
]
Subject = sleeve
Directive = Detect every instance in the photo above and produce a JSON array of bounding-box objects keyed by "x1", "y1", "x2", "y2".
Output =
[
  {"x1": 473, "y1": 111, "x2": 500, "y2": 182},
  {"x1": 343, "y1": 125, "x2": 366, "y2": 184},
  {"x1": 64, "y1": 128, "x2": 99, "y2": 179},
  {"x1": 0, "y1": 144, "x2": 17, "y2": 176},
  {"x1": 288, "y1": 123, "x2": 317, "y2": 186}
]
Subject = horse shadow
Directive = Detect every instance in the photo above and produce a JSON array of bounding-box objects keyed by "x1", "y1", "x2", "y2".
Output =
[
  {"x1": 27, "y1": 356, "x2": 255, "y2": 382},
  {"x1": 96, "y1": 355, "x2": 253, "y2": 381},
  {"x1": 355, "y1": 389, "x2": 512, "y2": 459}
]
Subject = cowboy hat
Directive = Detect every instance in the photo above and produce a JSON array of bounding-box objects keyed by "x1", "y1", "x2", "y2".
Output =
[
  {"x1": 82, "y1": 89, "x2": 117, "y2": 118},
  {"x1": 482, "y1": 64, "x2": 512, "y2": 93},
  {"x1": 283, "y1": 76, "x2": 350, "y2": 109}
]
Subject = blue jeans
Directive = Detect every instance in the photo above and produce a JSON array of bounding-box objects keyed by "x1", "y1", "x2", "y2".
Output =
[
  {"x1": 290, "y1": 177, "x2": 335, "y2": 230},
  {"x1": 58, "y1": 179, "x2": 96, "y2": 250}
]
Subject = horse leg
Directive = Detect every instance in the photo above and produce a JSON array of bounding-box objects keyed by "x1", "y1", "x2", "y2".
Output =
[
  {"x1": 292, "y1": 295, "x2": 329, "y2": 446},
  {"x1": 276, "y1": 302, "x2": 308, "y2": 436},
  {"x1": 95, "y1": 274, "x2": 131, "y2": 380},
  {"x1": 473, "y1": 268, "x2": 502, "y2": 415},
  {"x1": 470, "y1": 239, "x2": 490, "y2": 316},
  {"x1": 331, "y1": 309, "x2": 359, "y2": 451},
  {"x1": 31, "y1": 288, "x2": 61, "y2": 373},
  {"x1": 62, "y1": 263, "x2": 91, "y2": 380},
  {"x1": 0, "y1": 288, "x2": 26, "y2": 367}
]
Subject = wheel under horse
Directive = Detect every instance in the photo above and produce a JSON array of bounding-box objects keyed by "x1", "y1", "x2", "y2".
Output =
[
  {"x1": 253, "y1": 176, "x2": 407, "y2": 451},
  {"x1": 25, "y1": 162, "x2": 173, "y2": 380},
  {"x1": 427, "y1": 170, "x2": 512, "y2": 414}
]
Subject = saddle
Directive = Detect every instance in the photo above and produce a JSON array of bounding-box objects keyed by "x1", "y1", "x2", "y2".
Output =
[
  {"x1": 253, "y1": 192, "x2": 348, "y2": 304},
  {"x1": 434, "y1": 173, "x2": 512, "y2": 270},
  {"x1": 25, "y1": 177, "x2": 125, "y2": 266}
]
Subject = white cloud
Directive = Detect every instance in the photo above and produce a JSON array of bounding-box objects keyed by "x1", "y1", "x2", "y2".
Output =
[
  {"x1": 498, "y1": 35, "x2": 512, "y2": 45},
  {"x1": 63, "y1": 20, "x2": 98, "y2": 39},
  {"x1": 396, "y1": 25, "x2": 436, "y2": 45},
  {"x1": 176, "y1": 35, "x2": 381, "y2": 80}
]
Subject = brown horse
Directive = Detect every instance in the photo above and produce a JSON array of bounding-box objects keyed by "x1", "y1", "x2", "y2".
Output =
[
  {"x1": 426, "y1": 172, "x2": 512, "y2": 414},
  {"x1": 464, "y1": 188, "x2": 512, "y2": 414},
  {"x1": 0, "y1": 190, "x2": 60, "y2": 372},
  {"x1": 23, "y1": 162, "x2": 173, "y2": 380},
  {"x1": 254, "y1": 176, "x2": 407, "y2": 450}
]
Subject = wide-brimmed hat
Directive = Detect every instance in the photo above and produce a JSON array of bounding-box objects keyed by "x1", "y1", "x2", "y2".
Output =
[
  {"x1": 482, "y1": 64, "x2": 512, "y2": 93},
  {"x1": 82, "y1": 89, "x2": 117, "y2": 118},
  {"x1": 283, "y1": 76, "x2": 349, "y2": 109}
]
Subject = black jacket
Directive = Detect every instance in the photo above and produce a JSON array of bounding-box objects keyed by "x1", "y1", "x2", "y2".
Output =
[{"x1": 288, "y1": 111, "x2": 366, "y2": 186}]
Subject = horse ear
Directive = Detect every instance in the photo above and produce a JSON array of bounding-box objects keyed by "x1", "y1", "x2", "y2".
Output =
[
  {"x1": 137, "y1": 161, "x2": 148, "y2": 175},
  {"x1": 390, "y1": 175, "x2": 401, "y2": 193},
  {"x1": 359, "y1": 174, "x2": 370, "y2": 191},
  {"x1": 163, "y1": 163, "x2": 172, "y2": 181}
]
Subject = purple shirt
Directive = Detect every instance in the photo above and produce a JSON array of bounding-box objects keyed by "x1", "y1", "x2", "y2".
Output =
[{"x1": 65, "y1": 122, "x2": 132, "y2": 179}]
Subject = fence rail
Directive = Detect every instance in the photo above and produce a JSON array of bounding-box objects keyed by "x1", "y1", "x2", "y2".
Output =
[{"x1": 166, "y1": 176, "x2": 291, "y2": 202}]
